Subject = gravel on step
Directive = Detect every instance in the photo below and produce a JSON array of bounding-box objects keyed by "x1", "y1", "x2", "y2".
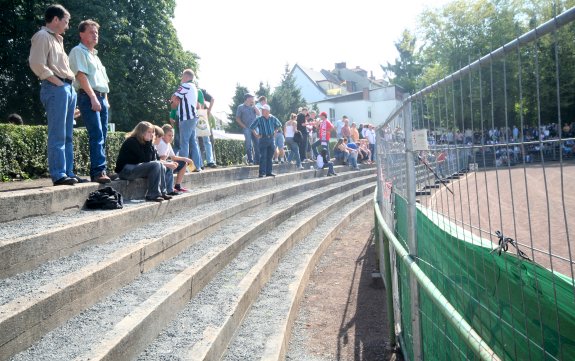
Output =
[
  {"x1": 8, "y1": 177, "x2": 369, "y2": 361},
  {"x1": 222, "y1": 197, "x2": 370, "y2": 361},
  {"x1": 136, "y1": 186, "x2": 369, "y2": 360},
  {"x1": 0, "y1": 175, "x2": 310, "y2": 307}
]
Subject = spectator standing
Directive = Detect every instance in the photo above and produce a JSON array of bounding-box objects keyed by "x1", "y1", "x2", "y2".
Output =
[
  {"x1": 341, "y1": 117, "x2": 351, "y2": 142},
  {"x1": 366, "y1": 124, "x2": 376, "y2": 161},
  {"x1": 250, "y1": 104, "x2": 282, "y2": 177},
  {"x1": 284, "y1": 113, "x2": 303, "y2": 169},
  {"x1": 197, "y1": 88, "x2": 217, "y2": 168},
  {"x1": 350, "y1": 122, "x2": 360, "y2": 143},
  {"x1": 296, "y1": 109, "x2": 309, "y2": 162},
  {"x1": 334, "y1": 116, "x2": 345, "y2": 139},
  {"x1": 236, "y1": 93, "x2": 261, "y2": 165},
  {"x1": 312, "y1": 111, "x2": 333, "y2": 160},
  {"x1": 29, "y1": 4, "x2": 81, "y2": 186},
  {"x1": 69, "y1": 19, "x2": 111, "y2": 184},
  {"x1": 171, "y1": 69, "x2": 202, "y2": 171}
]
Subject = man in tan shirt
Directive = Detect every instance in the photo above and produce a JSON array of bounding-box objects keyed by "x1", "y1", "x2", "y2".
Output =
[{"x1": 29, "y1": 4, "x2": 84, "y2": 186}]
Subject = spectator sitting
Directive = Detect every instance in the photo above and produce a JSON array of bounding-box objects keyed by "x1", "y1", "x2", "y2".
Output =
[
  {"x1": 7, "y1": 113, "x2": 23, "y2": 125},
  {"x1": 358, "y1": 139, "x2": 372, "y2": 163},
  {"x1": 344, "y1": 138, "x2": 360, "y2": 170},
  {"x1": 317, "y1": 148, "x2": 336, "y2": 176},
  {"x1": 115, "y1": 121, "x2": 172, "y2": 202},
  {"x1": 152, "y1": 125, "x2": 183, "y2": 196},
  {"x1": 333, "y1": 138, "x2": 349, "y2": 165},
  {"x1": 158, "y1": 124, "x2": 194, "y2": 192}
]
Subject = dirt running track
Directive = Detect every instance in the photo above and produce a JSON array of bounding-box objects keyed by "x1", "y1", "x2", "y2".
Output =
[{"x1": 421, "y1": 162, "x2": 575, "y2": 278}]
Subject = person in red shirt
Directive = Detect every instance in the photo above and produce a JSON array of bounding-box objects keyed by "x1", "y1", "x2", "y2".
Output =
[{"x1": 312, "y1": 111, "x2": 333, "y2": 160}]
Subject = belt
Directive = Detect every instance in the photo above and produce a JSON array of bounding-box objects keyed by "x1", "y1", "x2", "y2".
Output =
[
  {"x1": 78, "y1": 88, "x2": 106, "y2": 97},
  {"x1": 261, "y1": 134, "x2": 274, "y2": 138},
  {"x1": 56, "y1": 76, "x2": 73, "y2": 84}
]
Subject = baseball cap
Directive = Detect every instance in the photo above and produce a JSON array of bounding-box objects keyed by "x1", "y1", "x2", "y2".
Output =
[
  {"x1": 262, "y1": 104, "x2": 271, "y2": 111},
  {"x1": 319, "y1": 111, "x2": 328, "y2": 118}
]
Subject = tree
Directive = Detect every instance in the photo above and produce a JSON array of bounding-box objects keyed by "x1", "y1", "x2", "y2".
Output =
[
  {"x1": 268, "y1": 64, "x2": 306, "y2": 124},
  {"x1": 255, "y1": 81, "x2": 271, "y2": 100},
  {"x1": 0, "y1": 0, "x2": 198, "y2": 131},
  {"x1": 382, "y1": 29, "x2": 422, "y2": 94}
]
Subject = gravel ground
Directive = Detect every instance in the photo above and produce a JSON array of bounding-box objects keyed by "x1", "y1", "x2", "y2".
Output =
[
  {"x1": 8, "y1": 175, "x2": 373, "y2": 361},
  {"x1": 222, "y1": 197, "x2": 370, "y2": 361},
  {"x1": 137, "y1": 186, "x2": 371, "y2": 360},
  {"x1": 0, "y1": 181, "x2": 244, "y2": 242}
]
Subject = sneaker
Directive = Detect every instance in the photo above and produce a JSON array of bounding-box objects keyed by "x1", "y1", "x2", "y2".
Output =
[
  {"x1": 207, "y1": 163, "x2": 217, "y2": 168},
  {"x1": 175, "y1": 185, "x2": 189, "y2": 192},
  {"x1": 91, "y1": 172, "x2": 111, "y2": 184},
  {"x1": 167, "y1": 191, "x2": 181, "y2": 196},
  {"x1": 266, "y1": 173, "x2": 276, "y2": 177},
  {"x1": 53, "y1": 176, "x2": 77, "y2": 186},
  {"x1": 298, "y1": 165, "x2": 305, "y2": 170},
  {"x1": 161, "y1": 194, "x2": 173, "y2": 200}
]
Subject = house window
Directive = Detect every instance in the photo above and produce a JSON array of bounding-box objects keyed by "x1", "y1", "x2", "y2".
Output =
[
  {"x1": 368, "y1": 107, "x2": 372, "y2": 119},
  {"x1": 329, "y1": 108, "x2": 335, "y2": 120}
]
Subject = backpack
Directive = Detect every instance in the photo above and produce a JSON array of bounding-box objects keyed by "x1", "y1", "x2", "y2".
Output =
[{"x1": 85, "y1": 186, "x2": 124, "y2": 210}]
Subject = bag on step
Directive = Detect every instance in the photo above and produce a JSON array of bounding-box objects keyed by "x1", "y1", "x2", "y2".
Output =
[{"x1": 84, "y1": 186, "x2": 124, "y2": 210}]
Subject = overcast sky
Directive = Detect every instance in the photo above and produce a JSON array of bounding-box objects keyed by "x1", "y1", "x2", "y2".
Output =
[{"x1": 173, "y1": 0, "x2": 449, "y2": 118}]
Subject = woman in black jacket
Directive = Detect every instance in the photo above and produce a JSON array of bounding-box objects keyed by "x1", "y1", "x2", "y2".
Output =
[{"x1": 115, "y1": 121, "x2": 172, "y2": 202}]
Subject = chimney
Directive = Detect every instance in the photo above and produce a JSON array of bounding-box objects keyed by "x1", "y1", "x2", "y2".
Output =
[
  {"x1": 335, "y1": 62, "x2": 346, "y2": 69},
  {"x1": 363, "y1": 87, "x2": 369, "y2": 100},
  {"x1": 370, "y1": 71, "x2": 375, "y2": 80}
]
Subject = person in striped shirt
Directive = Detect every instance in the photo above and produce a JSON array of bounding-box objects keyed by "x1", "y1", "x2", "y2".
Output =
[
  {"x1": 250, "y1": 104, "x2": 282, "y2": 178},
  {"x1": 170, "y1": 69, "x2": 202, "y2": 172}
]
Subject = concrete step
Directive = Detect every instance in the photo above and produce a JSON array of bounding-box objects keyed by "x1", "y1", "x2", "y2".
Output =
[
  {"x1": 0, "y1": 165, "x2": 371, "y2": 279},
  {"x1": 2, "y1": 170, "x2": 376, "y2": 361},
  {"x1": 223, "y1": 196, "x2": 372, "y2": 360},
  {"x1": 135, "y1": 186, "x2": 375, "y2": 361},
  {"x1": 0, "y1": 162, "x2": 338, "y2": 223}
]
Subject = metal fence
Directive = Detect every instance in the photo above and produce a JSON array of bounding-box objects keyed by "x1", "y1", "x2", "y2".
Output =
[{"x1": 374, "y1": 7, "x2": 575, "y2": 361}]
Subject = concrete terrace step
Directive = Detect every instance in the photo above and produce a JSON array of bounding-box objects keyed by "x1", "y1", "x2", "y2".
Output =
[
  {"x1": 224, "y1": 197, "x2": 372, "y2": 360},
  {"x1": 82, "y1": 184, "x2": 375, "y2": 361},
  {"x1": 1, "y1": 169, "x2": 376, "y2": 360},
  {"x1": 0, "y1": 162, "x2": 326, "y2": 223},
  {"x1": 0, "y1": 164, "x2": 370, "y2": 279}
]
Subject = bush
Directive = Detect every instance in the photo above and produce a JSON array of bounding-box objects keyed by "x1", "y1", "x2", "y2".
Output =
[{"x1": 0, "y1": 124, "x2": 246, "y2": 181}]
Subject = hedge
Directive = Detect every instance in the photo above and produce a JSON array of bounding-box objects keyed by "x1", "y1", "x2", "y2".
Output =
[{"x1": 0, "y1": 124, "x2": 245, "y2": 181}]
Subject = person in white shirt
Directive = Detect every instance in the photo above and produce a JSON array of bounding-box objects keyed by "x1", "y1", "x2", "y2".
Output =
[
  {"x1": 155, "y1": 124, "x2": 194, "y2": 193},
  {"x1": 316, "y1": 148, "x2": 336, "y2": 176}
]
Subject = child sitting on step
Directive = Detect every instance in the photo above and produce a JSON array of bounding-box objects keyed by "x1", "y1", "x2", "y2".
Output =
[
  {"x1": 156, "y1": 124, "x2": 194, "y2": 193},
  {"x1": 317, "y1": 149, "x2": 336, "y2": 176}
]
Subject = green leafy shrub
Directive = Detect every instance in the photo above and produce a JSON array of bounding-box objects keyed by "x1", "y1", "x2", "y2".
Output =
[{"x1": 0, "y1": 124, "x2": 246, "y2": 180}]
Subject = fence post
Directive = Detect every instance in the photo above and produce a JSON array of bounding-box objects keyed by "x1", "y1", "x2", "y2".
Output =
[{"x1": 403, "y1": 104, "x2": 423, "y2": 360}]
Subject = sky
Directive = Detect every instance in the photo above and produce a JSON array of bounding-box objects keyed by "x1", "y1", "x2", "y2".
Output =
[{"x1": 173, "y1": 0, "x2": 450, "y2": 120}]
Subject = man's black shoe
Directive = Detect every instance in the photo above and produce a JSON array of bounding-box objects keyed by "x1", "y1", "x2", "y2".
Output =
[
  {"x1": 258, "y1": 174, "x2": 265, "y2": 178},
  {"x1": 53, "y1": 176, "x2": 78, "y2": 186},
  {"x1": 73, "y1": 176, "x2": 90, "y2": 183},
  {"x1": 207, "y1": 163, "x2": 217, "y2": 168},
  {"x1": 266, "y1": 173, "x2": 276, "y2": 177}
]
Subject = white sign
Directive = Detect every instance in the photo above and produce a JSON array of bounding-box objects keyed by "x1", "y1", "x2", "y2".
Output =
[{"x1": 412, "y1": 129, "x2": 429, "y2": 151}]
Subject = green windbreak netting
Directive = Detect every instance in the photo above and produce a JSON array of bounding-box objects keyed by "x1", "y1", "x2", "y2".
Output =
[{"x1": 394, "y1": 194, "x2": 575, "y2": 361}]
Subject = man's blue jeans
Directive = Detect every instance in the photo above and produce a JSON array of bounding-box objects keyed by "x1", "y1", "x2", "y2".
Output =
[
  {"x1": 200, "y1": 135, "x2": 215, "y2": 164},
  {"x1": 40, "y1": 81, "x2": 77, "y2": 182},
  {"x1": 78, "y1": 92, "x2": 108, "y2": 178},
  {"x1": 258, "y1": 136, "x2": 274, "y2": 176},
  {"x1": 243, "y1": 127, "x2": 260, "y2": 164},
  {"x1": 179, "y1": 117, "x2": 202, "y2": 169}
]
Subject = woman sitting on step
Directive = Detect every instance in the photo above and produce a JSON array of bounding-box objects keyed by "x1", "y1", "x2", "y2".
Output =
[{"x1": 115, "y1": 121, "x2": 173, "y2": 202}]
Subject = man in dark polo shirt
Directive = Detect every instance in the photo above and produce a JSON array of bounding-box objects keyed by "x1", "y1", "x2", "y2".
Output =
[{"x1": 250, "y1": 104, "x2": 282, "y2": 177}]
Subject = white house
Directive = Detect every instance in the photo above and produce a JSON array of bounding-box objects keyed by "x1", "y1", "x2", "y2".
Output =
[{"x1": 290, "y1": 62, "x2": 405, "y2": 126}]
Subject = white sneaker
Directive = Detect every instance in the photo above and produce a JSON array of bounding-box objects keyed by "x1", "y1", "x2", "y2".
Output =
[{"x1": 298, "y1": 165, "x2": 305, "y2": 170}]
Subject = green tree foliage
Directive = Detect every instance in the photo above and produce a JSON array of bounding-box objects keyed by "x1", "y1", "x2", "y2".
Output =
[
  {"x1": 255, "y1": 81, "x2": 271, "y2": 100},
  {"x1": 1, "y1": 0, "x2": 197, "y2": 131},
  {"x1": 268, "y1": 64, "x2": 306, "y2": 123},
  {"x1": 383, "y1": 29, "x2": 422, "y2": 94},
  {"x1": 410, "y1": 0, "x2": 575, "y2": 130}
]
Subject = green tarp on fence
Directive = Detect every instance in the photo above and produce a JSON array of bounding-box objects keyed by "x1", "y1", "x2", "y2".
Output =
[{"x1": 394, "y1": 194, "x2": 575, "y2": 361}]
